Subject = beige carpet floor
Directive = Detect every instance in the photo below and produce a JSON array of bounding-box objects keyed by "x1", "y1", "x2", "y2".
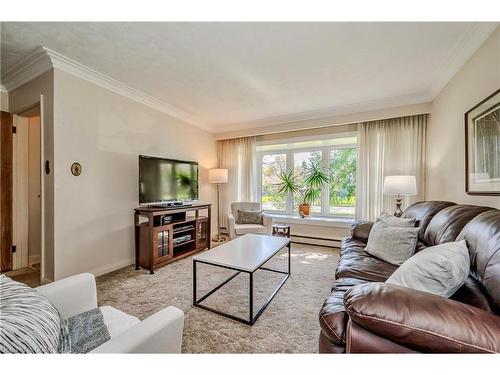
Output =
[{"x1": 96, "y1": 243, "x2": 340, "y2": 353}]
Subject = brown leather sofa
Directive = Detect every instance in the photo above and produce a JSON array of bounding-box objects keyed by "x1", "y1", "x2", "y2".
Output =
[{"x1": 319, "y1": 201, "x2": 500, "y2": 353}]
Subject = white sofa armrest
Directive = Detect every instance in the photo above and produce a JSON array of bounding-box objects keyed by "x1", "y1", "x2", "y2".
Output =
[
  {"x1": 227, "y1": 212, "x2": 237, "y2": 239},
  {"x1": 36, "y1": 273, "x2": 97, "y2": 319},
  {"x1": 91, "y1": 306, "x2": 184, "y2": 353},
  {"x1": 262, "y1": 212, "x2": 273, "y2": 234}
]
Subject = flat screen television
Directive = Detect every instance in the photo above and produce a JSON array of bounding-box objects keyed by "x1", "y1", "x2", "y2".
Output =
[{"x1": 139, "y1": 155, "x2": 199, "y2": 204}]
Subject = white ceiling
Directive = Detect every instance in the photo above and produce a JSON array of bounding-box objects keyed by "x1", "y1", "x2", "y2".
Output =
[{"x1": 1, "y1": 22, "x2": 497, "y2": 133}]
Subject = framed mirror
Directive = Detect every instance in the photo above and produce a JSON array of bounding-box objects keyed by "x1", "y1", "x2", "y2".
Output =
[{"x1": 465, "y1": 89, "x2": 500, "y2": 195}]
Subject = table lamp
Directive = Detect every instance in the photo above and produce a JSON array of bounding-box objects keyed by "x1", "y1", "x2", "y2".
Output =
[
  {"x1": 383, "y1": 175, "x2": 417, "y2": 217},
  {"x1": 208, "y1": 168, "x2": 228, "y2": 242}
]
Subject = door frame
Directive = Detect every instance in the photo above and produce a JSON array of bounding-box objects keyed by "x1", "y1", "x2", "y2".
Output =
[
  {"x1": 0, "y1": 111, "x2": 13, "y2": 272},
  {"x1": 3, "y1": 97, "x2": 45, "y2": 283},
  {"x1": 39, "y1": 95, "x2": 45, "y2": 283}
]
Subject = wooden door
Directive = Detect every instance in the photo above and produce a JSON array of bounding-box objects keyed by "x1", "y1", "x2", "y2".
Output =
[{"x1": 1, "y1": 111, "x2": 13, "y2": 272}]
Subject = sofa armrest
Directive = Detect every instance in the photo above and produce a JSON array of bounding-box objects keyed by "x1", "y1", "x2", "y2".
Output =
[
  {"x1": 262, "y1": 212, "x2": 272, "y2": 234},
  {"x1": 344, "y1": 283, "x2": 500, "y2": 353},
  {"x1": 36, "y1": 273, "x2": 97, "y2": 319},
  {"x1": 350, "y1": 221, "x2": 373, "y2": 242},
  {"x1": 91, "y1": 306, "x2": 184, "y2": 353},
  {"x1": 227, "y1": 213, "x2": 237, "y2": 239}
]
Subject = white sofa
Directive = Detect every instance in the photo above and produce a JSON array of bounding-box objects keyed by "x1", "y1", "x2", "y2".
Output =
[
  {"x1": 227, "y1": 202, "x2": 272, "y2": 239},
  {"x1": 36, "y1": 273, "x2": 184, "y2": 353}
]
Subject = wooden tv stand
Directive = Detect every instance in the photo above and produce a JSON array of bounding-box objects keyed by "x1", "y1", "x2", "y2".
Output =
[{"x1": 134, "y1": 203, "x2": 211, "y2": 274}]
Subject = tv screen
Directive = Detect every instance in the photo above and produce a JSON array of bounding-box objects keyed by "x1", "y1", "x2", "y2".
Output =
[{"x1": 139, "y1": 155, "x2": 199, "y2": 203}]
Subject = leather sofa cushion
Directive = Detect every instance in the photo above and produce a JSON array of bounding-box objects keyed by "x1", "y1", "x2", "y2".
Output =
[
  {"x1": 403, "y1": 201, "x2": 456, "y2": 241},
  {"x1": 319, "y1": 278, "x2": 367, "y2": 345},
  {"x1": 423, "y1": 204, "x2": 494, "y2": 246},
  {"x1": 350, "y1": 221, "x2": 373, "y2": 242},
  {"x1": 336, "y1": 238, "x2": 398, "y2": 282},
  {"x1": 345, "y1": 283, "x2": 500, "y2": 353},
  {"x1": 451, "y1": 276, "x2": 493, "y2": 313},
  {"x1": 347, "y1": 321, "x2": 417, "y2": 353},
  {"x1": 457, "y1": 210, "x2": 500, "y2": 314}
]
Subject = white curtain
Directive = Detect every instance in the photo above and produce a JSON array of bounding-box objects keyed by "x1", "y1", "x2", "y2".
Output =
[
  {"x1": 217, "y1": 136, "x2": 257, "y2": 227},
  {"x1": 356, "y1": 114, "x2": 427, "y2": 221}
]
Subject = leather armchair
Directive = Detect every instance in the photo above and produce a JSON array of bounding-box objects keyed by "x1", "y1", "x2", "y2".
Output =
[{"x1": 344, "y1": 283, "x2": 500, "y2": 353}]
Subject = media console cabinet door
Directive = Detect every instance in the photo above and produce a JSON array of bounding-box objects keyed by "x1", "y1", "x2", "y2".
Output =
[
  {"x1": 196, "y1": 217, "x2": 209, "y2": 250},
  {"x1": 152, "y1": 225, "x2": 173, "y2": 263}
]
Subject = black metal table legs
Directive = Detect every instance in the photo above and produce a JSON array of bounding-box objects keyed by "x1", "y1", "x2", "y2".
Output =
[{"x1": 193, "y1": 243, "x2": 291, "y2": 325}]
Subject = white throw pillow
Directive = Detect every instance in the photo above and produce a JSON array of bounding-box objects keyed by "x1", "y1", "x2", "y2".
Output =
[
  {"x1": 365, "y1": 220, "x2": 420, "y2": 265},
  {"x1": 386, "y1": 240, "x2": 470, "y2": 297},
  {"x1": 0, "y1": 276, "x2": 62, "y2": 353}
]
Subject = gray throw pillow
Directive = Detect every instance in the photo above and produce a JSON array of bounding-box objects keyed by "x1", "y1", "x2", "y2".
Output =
[
  {"x1": 365, "y1": 220, "x2": 419, "y2": 265},
  {"x1": 386, "y1": 240, "x2": 470, "y2": 297},
  {"x1": 379, "y1": 212, "x2": 416, "y2": 227},
  {"x1": 236, "y1": 210, "x2": 263, "y2": 225}
]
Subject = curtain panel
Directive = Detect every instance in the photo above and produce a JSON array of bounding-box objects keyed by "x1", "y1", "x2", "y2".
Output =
[
  {"x1": 356, "y1": 114, "x2": 427, "y2": 221},
  {"x1": 217, "y1": 136, "x2": 257, "y2": 228}
]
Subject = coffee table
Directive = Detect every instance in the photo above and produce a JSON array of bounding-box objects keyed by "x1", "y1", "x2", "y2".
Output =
[{"x1": 193, "y1": 233, "x2": 291, "y2": 325}]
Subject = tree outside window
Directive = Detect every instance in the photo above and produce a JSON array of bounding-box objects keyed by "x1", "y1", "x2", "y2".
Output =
[{"x1": 329, "y1": 148, "x2": 356, "y2": 216}]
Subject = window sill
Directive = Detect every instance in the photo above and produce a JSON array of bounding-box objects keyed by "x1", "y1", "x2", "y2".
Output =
[{"x1": 265, "y1": 213, "x2": 354, "y2": 228}]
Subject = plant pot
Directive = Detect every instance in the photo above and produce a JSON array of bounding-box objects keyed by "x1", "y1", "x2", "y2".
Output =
[{"x1": 299, "y1": 203, "x2": 310, "y2": 217}]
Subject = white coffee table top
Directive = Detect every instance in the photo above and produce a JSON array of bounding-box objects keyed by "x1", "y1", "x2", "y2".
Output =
[{"x1": 193, "y1": 234, "x2": 290, "y2": 272}]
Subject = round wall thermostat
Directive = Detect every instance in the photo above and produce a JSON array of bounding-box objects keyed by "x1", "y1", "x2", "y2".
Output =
[{"x1": 71, "y1": 162, "x2": 82, "y2": 176}]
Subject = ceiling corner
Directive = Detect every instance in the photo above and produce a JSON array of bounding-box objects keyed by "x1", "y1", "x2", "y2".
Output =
[
  {"x1": 428, "y1": 23, "x2": 499, "y2": 100},
  {"x1": 1, "y1": 46, "x2": 52, "y2": 91}
]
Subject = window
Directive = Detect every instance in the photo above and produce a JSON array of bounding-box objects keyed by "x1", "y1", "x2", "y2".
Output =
[
  {"x1": 257, "y1": 135, "x2": 357, "y2": 217},
  {"x1": 329, "y1": 148, "x2": 356, "y2": 217},
  {"x1": 293, "y1": 151, "x2": 322, "y2": 214},
  {"x1": 261, "y1": 153, "x2": 286, "y2": 210}
]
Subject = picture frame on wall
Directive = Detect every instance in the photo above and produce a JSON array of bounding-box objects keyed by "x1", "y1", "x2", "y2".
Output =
[{"x1": 465, "y1": 88, "x2": 500, "y2": 195}]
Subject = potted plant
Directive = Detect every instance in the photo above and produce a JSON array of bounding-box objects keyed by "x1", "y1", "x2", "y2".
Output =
[{"x1": 276, "y1": 158, "x2": 329, "y2": 216}]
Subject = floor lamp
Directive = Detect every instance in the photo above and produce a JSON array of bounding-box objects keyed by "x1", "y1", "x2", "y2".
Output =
[{"x1": 209, "y1": 168, "x2": 228, "y2": 242}]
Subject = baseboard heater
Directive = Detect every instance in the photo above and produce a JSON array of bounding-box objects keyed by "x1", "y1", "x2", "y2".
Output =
[{"x1": 290, "y1": 234, "x2": 342, "y2": 249}]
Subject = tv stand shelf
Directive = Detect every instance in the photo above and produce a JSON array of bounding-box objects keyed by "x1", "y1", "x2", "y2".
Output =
[{"x1": 134, "y1": 203, "x2": 211, "y2": 274}]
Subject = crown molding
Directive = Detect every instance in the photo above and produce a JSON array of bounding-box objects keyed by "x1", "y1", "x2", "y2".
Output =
[
  {"x1": 428, "y1": 23, "x2": 498, "y2": 99},
  {"x1": 0, "y1": 84, "x2": 7, "y2": 93},
  {"x1": 214, "y1": 91, "x2": 431, "y2": 134},
  {"x1": 1, "y1": 47, "x2": 52, "y2": 92},
  {"x1": 1, "y1": 47, "x2": 209, "y2": 130},
  {"x1": 215, "y1": 101, "x2": 432, "y2": 140}
]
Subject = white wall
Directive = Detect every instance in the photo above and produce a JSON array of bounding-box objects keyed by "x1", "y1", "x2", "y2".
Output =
[
  {"x1": 52, "y1": 69, "x2": 218, "y2": 280},
  {"x1": 0, "y1": 91, "x2": 8, "y2": 111},
  {"x1": 426, "y1": 26, "x2": 500, "y2": 209}
]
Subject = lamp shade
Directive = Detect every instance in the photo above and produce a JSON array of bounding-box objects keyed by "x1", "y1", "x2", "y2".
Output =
[
  {"x1": 383, "y1": 175, "x2": 417, "y2": 196},
  {"x1": 208, "y1": 168, "x2": 228, "y2": 184}
]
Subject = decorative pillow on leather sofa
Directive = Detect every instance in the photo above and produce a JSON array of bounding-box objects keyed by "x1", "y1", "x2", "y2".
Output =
[
  {"x1": 386, "y1": 240, "x2": 470, "y2": 297},
  {"x1": 236, "y1": 209, "x2": 263, "y2": 225},
  {"x1": 379, "y1": 212, "x2": 416, "y2": 227},
  {"x1": 365, "y1": 220, "x2": 419, "y2": 265},
  {"x1": 0, "y1": 275, "x2": 62, "y2": 353}
]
